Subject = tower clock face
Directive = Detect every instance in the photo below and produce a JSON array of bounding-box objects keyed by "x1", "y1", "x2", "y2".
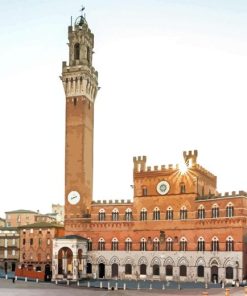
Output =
[
  {"x1": 157, "y1": 181, "x2": 170, "y2": 195},
  {"x1": 67, "y1": 191, "x2": 80, "y2": 205}
]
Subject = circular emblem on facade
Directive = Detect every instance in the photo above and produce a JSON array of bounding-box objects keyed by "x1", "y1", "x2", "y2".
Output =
[
  {"x1": 157, "y1": 181, "x2": 170, "y2": 195},
  {"x1": 67, "y1": 191, "x2": 80, "y2": 205}
]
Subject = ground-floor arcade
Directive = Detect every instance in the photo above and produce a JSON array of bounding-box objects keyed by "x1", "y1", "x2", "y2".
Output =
[{"x1": 85, "y1": 251, "x2": 242, "y2": 283}]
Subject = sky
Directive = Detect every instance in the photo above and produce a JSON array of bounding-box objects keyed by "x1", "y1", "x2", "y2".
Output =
[{"x1": 0, "y1": 0, "x2": 247, "y2": 217}]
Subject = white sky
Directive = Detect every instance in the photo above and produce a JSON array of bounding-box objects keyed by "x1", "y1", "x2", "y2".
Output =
[{"x1": 0, "y1": 0, "x2": 247, "y2": 217}]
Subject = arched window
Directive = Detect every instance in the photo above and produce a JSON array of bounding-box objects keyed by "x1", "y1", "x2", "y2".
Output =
[
  {"x1": 140, "y1": 208, "x2": 147, "y2": 221},
  {"x1": 197, "y1": 265, "x2": 204, "y2": 277},
  {"x1": 87, "y1": 263, "x2": 92, "y2": 274},
  {"x1": 226, "y1": 236, "x2": 234, "y2": 251},
  {"x1": 180, "y1": 265, "x2": 187, "y2": 276},
  {"x1": 98, "y1": 209, "x2": 106, "y2": 221},
  {"x1": 74, "y1": 43, "x2": 80, "y2": 60},
  {"x1": 197, "y1": 237, "x2": 205, "y2": 251},
  {"x1": 166, "y1": 206, "x2": 173, "y2": 220},
  {"x1": 212, "y1": 204, "x2": 219, "y2": 218},
  {"x1": 166, "y1": 237, "x2": 173, "y2": 251},
  {"x1": 140, "y1": 238, "x2": 147, "y2": 251},
  {"x1": 198, "y1": 205, "x2": 205, "y2": 219},
  {"x1": 140, "y1": 264, "x2": 146, "y2": 275},
  {"x1": 153, "y1": 237, "x2": 160, "y2": 251},
  {"x1": 226, "y1": 266, "x2": 233, "y2": 279},
  {"x1": 180, "y1": 182, "x2": 186, "y2": 193},
  {"x1": 125, "y1": 264, "x2": 132, "y2": 275},
  {"x1": 125, "y1": 208, "x2": 132, "y2": 221},
  {"x1": 211, "y1": 236, "x2": 219, "y2": 252},
  {"x1": 112, "y1": 208, "x2": 119, "y2": 221},
  {"x1": 98, "y1": 238, "x2": 105, "y2": 251},
  {"x1": 153, "y1": 207, "x2": 160, "y2": 220},
  {"x1": 226, "y1": 203, "x2": 234, "y2": 218},
  {"x1": 166, "y1": 265, "x2": 173, "y2": 276},
  {"x1": 111, "y1": 238, "x2": 119, "y2": 251},
  {"x1": 179, "y1": 237, "x2": 187, "y2": 251},
  {"x1": 180, "y1": 206, "x2": 188, "y2": 220},
  {"x1": 87, "y1": 238, "x2": 92, "y2": 251},
  {"x1": 125, "y1": 237, "x2": 132, "y2": 251},
  {"x1": 153, "y1": 264, "x2": 160, "y2": 276},
  {"x1": 142, "y1": 186, "x2": 148, "y2": 196}
]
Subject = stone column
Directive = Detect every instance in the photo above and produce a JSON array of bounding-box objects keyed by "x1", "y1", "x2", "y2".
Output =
[{"x1": 72, "y1": 256, "x2": 78, "y2": 280}]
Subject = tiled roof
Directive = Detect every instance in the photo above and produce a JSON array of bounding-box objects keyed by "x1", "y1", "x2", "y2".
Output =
[{"x1": 5, "y1": 209, "x2": 38, "y2": 214}]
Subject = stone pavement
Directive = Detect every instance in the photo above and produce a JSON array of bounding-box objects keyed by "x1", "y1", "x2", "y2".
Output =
[{"x1": 0, "y1": 278, "x2": 246, "y2": 296}]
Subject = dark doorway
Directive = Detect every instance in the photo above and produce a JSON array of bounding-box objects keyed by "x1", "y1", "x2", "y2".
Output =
[
  {"x1": 111, "y1": 263, "x2": 118, "y2": 278},
  {"x1": 11, "y1": 262, "x2": 16, "y2": 272},
  {"x1": 211, "y1": 265, "x2": 218, "y2": 283},
  {"x1": 4, "y1": 262, "x2": 8, "y2": 274},
  {"x1": 87, "y1": 263, "x2": 92, "y2": 274},
  {"x1": 140, "y1": 264, "x2": 147, "y2": 275},
  {"x1": 99, "y1": 263, "x2": 105, "y2": 278},
  {"x1": 45, "y1": 264, "x2": 51, "y2": 282}
]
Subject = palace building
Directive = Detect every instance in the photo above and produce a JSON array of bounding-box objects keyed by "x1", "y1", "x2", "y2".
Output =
[{"x1": 52, "y1": 8, "x2": 247, "y2": 283}]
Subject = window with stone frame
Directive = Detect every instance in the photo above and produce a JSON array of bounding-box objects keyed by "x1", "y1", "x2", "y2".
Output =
[
  {"x1": 226, "y1": 203, "x2": 234, "y2": 218},
  {"x1": 226, "y1": 236, "x2": 234, "y2": 251},
  {"x1": 166, "y1": 237, "x2": 173, "y2": 251},
  {"x1": 98, "y1": 238, "x2": 105, "y2": 251},
  {"x1": 153, "y1": 207, "x2": 160, "y2": 220},
  {"x1": 211, "y1": 204, "x2": 219, "y2": 218},
  {"x1": 211, "y1": 236, "x2": 219, "y2": 252},
  {"x1": 140, "y1": 238, "x2": 147, "y2": 251},
  {"x1": 180, "y1": 206, "x2": 188, "y2": 220},
  {"x1": 153, "y1": 237, "x2": 160, "y2": 251},
  {"x1": 125, "y1": 238, "x2": 132, "y2": 251},
  {"x1": 140, "y1": 208, "x2": 147, "y2": 221},
  {"x1": 111, "y1": 238, "x2": 119, "y2": 251},
  {"x1": 98, "y1": 209, "x2": 106, "y2": 221},
  {"x1": 125, "y1": 208, "x2": 132, "y2": 221},
  {"x1": 197, "y1": 237, "x2": 205, "y2": 251},
  {"x1": 112, "y1": 208, "x2": 119, "y2": 221},
  {"x1": 197, "y1": 205, "x2": 205, "y2": 219},
  {"x1": 166, "y1": 207, "x2": 173, "y2": 220},
  {"x1": 179, "y1": 237, "x2": 187, "y2": 251}
]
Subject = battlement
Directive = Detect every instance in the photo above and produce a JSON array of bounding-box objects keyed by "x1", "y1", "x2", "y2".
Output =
[
  {"x1": 183, "y1": 150, "x2": 198, "y2": 167},
  {"x1": 194, "y1": 164, "x2": 216, "y2": 179},
  {"x1": 196, "y1": 190, "x2": 247, "y2": 201},
  {"x1": 146, "y1": 164, "x2": 179, "y2": 172},
  {"x1": 133, "y1": 156, "x2": 147, "y2": 172},
  {"x1": 92, "y1": 199, "x2": 132, "y2": 205}
]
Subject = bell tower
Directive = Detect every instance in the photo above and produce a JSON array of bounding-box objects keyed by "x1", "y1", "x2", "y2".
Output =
[{"x1": 61, "y1": 9, "x2": 98, "y2": 221}]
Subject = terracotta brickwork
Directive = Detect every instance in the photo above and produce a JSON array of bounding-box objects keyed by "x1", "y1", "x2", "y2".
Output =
[{"x1": 18, "y1": 222, "x2": 64, "y2": 277}]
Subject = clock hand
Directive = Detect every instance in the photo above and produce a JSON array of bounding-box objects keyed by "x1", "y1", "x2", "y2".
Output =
[{"x1": 71, "y1": 196, "x2": 77, "y2": 199}]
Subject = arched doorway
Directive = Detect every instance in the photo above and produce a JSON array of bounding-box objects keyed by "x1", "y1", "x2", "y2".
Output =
[
  {"x1": 45, "y1": 264, "x2": 51, "y2": 281},
  {"x1": 11, "y1": 263, "x2": 16, "y2": 272},
  {"x1": 57, "y1": 247, "x2": 73, "y2": 277},
  {"x1": 112, "y1": 263, "x2": 118, "y2": 278},
  {"x1": 99, "y1": 263, "x2": 105, "y2": 278},
  {"x1": 211, "y1": 265, "x2": 218, "y2": 283}
]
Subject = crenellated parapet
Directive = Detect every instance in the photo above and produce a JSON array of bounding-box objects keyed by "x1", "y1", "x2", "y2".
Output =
[
  {"x1": 183, "y1": 150, "x2": 198, "y2": 167},
  {"x1": 196, "y1": 190, "x2": 247, "y2": 201},
  {"x1": 92, "y1": 199, "x2": 132, "y2": 205},
  {"x1": 133, "y1": 156, "x2": 147, "y2": 172},
  {"x1": 194, "y1": 163, "x2": 216, "y2": 179}
]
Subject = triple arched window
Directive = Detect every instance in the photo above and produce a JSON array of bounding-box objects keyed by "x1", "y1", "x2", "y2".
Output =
[
  {"x1": 140, "y1": 238, "x2": 147, "y2": 251},
  {"x1": 125, "y1": 238, "x2": 132, "y2": 251},
  {"x1": 226, "y1": 236, "x2": 234, "y2": 251},
  {"x1": 125, "y1": 208, "x2": 132, "y2": 221},
  {"x1": 153, "y1": 207, "x2": 160, "y2": 220},
  {"x1": 98, "y1": 238, "x2": 105, "y2": 251},
  {"x1": 112, "y1": 208, "x2": 119, "y2": 221},
  {"x1": 211, "y1": 236, "x2": 219, "y2": 252},
  {"x1": 111, "y1": 238, "x2": 119, "y2": 251},
  {"x1": 212, "y1": 204, "x2": 219, "y2": 218},
  {"x1": 166, "y1": 207, "x2": 173, "y2": 220},
  {"x1": 180, "y1": 237, "x2": 187, "y2": 251},
  {"x1": 180, "y1": 206, "x2": 188, "y2": 220},
  {"x1": 153, "y1": 237, "x2": 160, "y2": 251},
  {"x1": 197, "y1": 205, "x2": 205, "y2": 219},
  {"x1": 226, "y1": 203, "x2": 234, "y2": 218},
  {"x1": 140, "y1": 208, "x2": 147, "y2": 221},
  {"x1": 98, "y1": 209, "x2": 105, "y2": 221},
  {"x1": 166, "y1": 237, "x2": 173, "y2": 251},
  {"x1": 197, "y1": 237, "x2": 205, "y2": 251}
]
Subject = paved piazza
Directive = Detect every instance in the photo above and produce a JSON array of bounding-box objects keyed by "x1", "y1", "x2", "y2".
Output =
[{"x1": 0, "y1": 279, "x2": 246, "y2": 296}]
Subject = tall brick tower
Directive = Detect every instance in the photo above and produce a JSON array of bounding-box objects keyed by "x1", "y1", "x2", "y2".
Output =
[{"x1": 61, "y1": 9, "x2": 98, "y2": 222}]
